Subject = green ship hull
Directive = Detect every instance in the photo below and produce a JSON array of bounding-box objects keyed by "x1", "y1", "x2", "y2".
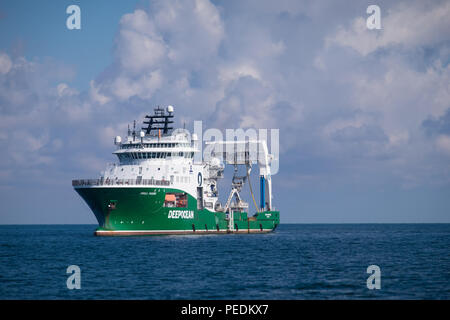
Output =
[{"x1": 75, "y1": 186, "x2": 279, "y2": 236}]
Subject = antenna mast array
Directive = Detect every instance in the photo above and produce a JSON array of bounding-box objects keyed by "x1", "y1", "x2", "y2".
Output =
[{"x1": 142, "y1": 106, "x2": 174, "y2": 136}]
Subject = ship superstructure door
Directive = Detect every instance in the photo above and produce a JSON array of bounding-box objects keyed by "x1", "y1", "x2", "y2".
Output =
[{"x1": 197, "y1": 187, "x2": 204, "y2": 210}]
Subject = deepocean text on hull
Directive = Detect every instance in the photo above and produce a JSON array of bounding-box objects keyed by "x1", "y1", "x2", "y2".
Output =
[{"x1": 72, "y1": 106, "x2": 280, "y2": 236}]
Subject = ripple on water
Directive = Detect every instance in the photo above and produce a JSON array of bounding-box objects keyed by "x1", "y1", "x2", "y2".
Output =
[{"x1": 0, "y1": 224, "x2": 449, "y2": 299}]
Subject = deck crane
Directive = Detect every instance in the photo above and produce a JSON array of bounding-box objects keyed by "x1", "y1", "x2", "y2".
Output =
[{"x1": 206, "y1": 140, "x2": 275, "y2": 231}]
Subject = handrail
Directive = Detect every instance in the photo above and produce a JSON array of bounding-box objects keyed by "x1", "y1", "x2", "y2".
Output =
[{"x1": 72, "y1": 178, "x2": 171, "y2": 187}]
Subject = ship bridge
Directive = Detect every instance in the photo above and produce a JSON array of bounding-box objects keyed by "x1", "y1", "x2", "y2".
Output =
[{"x1": 112, "y1": 106, "x2": 199, "y2": 165}]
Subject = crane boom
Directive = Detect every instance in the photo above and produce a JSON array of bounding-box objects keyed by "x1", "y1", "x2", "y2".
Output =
[{"x1": 205, "y1": 140, "x2": 275, "y2": 210}]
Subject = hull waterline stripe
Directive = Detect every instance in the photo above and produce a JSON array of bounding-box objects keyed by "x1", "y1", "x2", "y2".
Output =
[{"x1": 95, "y1": 228, "x2": 274, "y2": 235}]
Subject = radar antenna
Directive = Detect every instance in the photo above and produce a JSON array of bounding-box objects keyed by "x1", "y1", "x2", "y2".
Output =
[{"x1": 143, "y1": 106, "x2": 174, "y2": 135}]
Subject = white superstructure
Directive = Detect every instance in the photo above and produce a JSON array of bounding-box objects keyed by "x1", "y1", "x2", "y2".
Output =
[
  {"x1": 73, "y1": 105, "x2": 276, "y2": 215},
  {"x1": 98, "y1": 106, "x2": 223, "y2": 212}
]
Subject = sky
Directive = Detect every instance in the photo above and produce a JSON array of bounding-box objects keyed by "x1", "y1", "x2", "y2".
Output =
[{"x1": 0, "y1": 0, "x2": 449, "y2": 224}]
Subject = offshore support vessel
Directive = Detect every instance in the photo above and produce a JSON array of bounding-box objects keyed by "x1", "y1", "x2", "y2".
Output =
[{"x1": 72, "y1": 106, "x2": 279, "y2": 236}]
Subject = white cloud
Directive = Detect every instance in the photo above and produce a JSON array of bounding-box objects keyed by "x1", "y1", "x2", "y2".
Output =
[
  {"x1": 92, "y1": 1, "x2": 225, "y2": 106},
  {"x1": 89, "y1": 80, "x2": 110, "y2": 105},
  {"x1": 115, "y1": 9, "x2": 167, "y2": 74},
  {"x1": 436, "y1": 135, "x2": 450, "y2": 156},
  {"x1": 0, "y1": 52, "x2": 12, "y2": 74},
  {"x1": 110, "y1": 70, "x2": 164, "y2": 101},
  {"x1": 351, "y1": 59, "x2": 450, "y2": 136},
  {"x1": 154, "y1": 0, "x2": 224, "y2": 65},
  {"x1": 78, "y1": 155, "x2": 109, "y2": 173},
  {"x1": 218, "y1": 64, "x2": 262, "y2": 83},
  {"x1": 7, "y1": 131, "x2": 54, "y2": 167},
  {"x1": 98, "y1": 122, "x2": 130, "y2": 148},
  {"x1": 57, "y1": 83, "x2": 78, "y2": 97},
  {"x1": 1, "y1": 0, "x2": 449, "y2": 193},
  {"x1": 327, "y1": 1, "x2": 450, "y2": 55}
]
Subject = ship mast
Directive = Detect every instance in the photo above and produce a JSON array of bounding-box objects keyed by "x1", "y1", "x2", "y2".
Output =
[{"x1": 143, "y1": 106, "x2": 174, "y2": 136}]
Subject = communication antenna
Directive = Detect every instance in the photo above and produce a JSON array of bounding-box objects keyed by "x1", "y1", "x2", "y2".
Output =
[{"x1": 143, "y1": 106, "x2": 174, "y2": 136}]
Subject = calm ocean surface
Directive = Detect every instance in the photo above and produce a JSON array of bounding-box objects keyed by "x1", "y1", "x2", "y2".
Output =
[{"x1": 0, "y1": 224, "x2": 449, "y2": 299}]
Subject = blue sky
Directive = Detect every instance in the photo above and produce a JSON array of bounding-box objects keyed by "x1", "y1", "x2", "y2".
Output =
[
  {"x1": 0, "y1": 0, "x2": 140, "y2": 89},
  {"x1": 0, "y1": 0, "x2": 449, "y2": 224}
]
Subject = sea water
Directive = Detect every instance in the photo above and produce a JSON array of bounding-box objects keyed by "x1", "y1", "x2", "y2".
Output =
[{"x1": 0, "y1": 224, "x2": 449, "y2": 299}]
